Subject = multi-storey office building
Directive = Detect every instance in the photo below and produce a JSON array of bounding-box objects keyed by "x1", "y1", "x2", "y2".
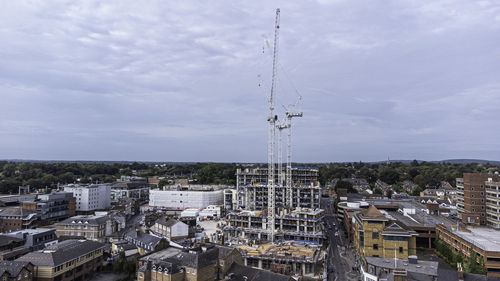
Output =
[
  {"x1": 224, "y1": 207, "x2": 324, "y2": 244},
  {"x1": 109, "y1": 181, "x2": 149, "y2": 201},
  {"x1": 22, "y1": 192, "x2": 75, "y2": 222},
  {"x1": 149, "y1": 185, "x2": 225, "y2": 210},
  {"x1": 16, "y1": 239, "x2": 105, "y2": 281},
  {"x1": 456, "y1": 173, "x2": 500, "y2": 226},
  {"x1": 352, "y1": 205, "x2": 417, "y2": 262},
  {"x1": 63, "y1": 184, "x2": 111, "y2": 212},
  {"x1": 55, "y1": 214, "x2": 121, "y2": 243},
  {"x1": 236, "y1": 167, "x2": 319, "y2": 210}
]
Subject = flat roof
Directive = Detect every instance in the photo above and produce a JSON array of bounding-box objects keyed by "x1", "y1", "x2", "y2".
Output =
[
  {"x1": 139, "y1": 247, "x2": 182, "y2": 260},
  {"x1": 450, "y1": 227, "x2": 500, "y2": 252},
  {"x1": 365, "y1": 257, "x2": 438, "y2": 276},
  {"x1": 5, "y1": 228, "x2": 54, "y2": 235}
]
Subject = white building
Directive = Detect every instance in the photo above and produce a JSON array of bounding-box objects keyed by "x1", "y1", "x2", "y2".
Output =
[
  {"x1": 199, "y1": 205, "x2": 221, "y2": 218},
  {"x1": 180, "y1": 208, "x2": 199, "y2": 218},
  {"x1": 63, "y1": 184, "x2": 111, "y2": 211},
  {"x1": 149, "y1": 189, "x2": 223, "y2": 209},
  {"x1": 151, "y1": 217, "x2": 189, "y2": 240}
]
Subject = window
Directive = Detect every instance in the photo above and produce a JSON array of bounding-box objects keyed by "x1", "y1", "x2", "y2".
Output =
[
  {"x1": 372, "y1": 232, "x2": 379, "y2": 239},
  {"x1": 373, "y1": 244, "x2": 379, "y2": 250},
  {"x1": 399, "y1": 247, "x2": 404, "y2": 253},
  {"x1": 192, "y1": 269, "x2": 196, "y2": 275},
  {"x1": 186, "y1": 268, "x2": 190, "y2": 273},
  {"x1": 220, "y1": 260, "x2": 224, "y2": 266}
]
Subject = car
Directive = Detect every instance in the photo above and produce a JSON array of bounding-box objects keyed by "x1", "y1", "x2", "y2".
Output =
[{"x1": 335, "y1": 232, "x2": 338, "y2": 236}]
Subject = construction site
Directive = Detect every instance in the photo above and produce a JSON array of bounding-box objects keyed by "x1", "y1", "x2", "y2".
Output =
[
  {"x1": 224, "y1": 207, "x2": 324, "y2": 244},
  {"x1": 236, "y1": 167, "x2": 321, "y2": 210},
  {"x1": 237, "y1": 242, "x2": 325, "y2": 277},
  {"x1": 220, "y1": 8, "x2": 327, "y2": 279}
]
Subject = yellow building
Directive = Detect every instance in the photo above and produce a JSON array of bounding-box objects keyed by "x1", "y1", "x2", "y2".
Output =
[
  {"x1": 16, "y1": 239, "x2": 105, "y2": 281},
  {"x1": 353, "y1": 205, "x2": 417, "y2": 262}
]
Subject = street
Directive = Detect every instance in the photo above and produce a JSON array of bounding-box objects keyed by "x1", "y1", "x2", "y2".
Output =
[{"x1": 321, "y1": 197, "x2": 359, "y2": 281}]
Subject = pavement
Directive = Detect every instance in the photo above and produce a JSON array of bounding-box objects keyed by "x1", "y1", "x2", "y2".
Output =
[{"x1": 321, "y1": 197, "x2": 360, "y2": 281}]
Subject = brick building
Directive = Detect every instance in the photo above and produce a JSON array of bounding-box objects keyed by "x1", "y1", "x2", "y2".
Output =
[{"x1": 456, "y1": 173, "x2": 500, "y2": 226}]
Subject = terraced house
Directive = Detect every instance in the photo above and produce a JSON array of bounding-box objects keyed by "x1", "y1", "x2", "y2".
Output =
[
  {"x1": 16, "y1": 239, "x2": 105, "y2": 281},
  {"x1": 352, "y1": 205, "x2": 417, "y2": 263}
]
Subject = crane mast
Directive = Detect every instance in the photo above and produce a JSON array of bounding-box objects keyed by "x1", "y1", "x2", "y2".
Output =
[
  {"x1": 285, "y1": 111, "x2": 302, "y2": 208},
  {"x1": 267, "y1": 8, "x2": 280, "y2": 243}
]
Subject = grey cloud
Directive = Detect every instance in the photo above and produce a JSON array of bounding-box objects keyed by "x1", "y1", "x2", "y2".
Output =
[{"x1": 1, "y1": 0, "x2": 500, "y2": 161}]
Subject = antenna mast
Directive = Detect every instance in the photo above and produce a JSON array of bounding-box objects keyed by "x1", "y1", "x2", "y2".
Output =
[{"x1": 267, "y1": 8, "x2": 280, "y2": 243}]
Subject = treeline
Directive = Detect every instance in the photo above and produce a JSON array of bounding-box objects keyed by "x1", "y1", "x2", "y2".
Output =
[
  {"x1": 0, "y1": 161, "x2": 242, "y2": 194},
  {"x1": 1, "y1": 160, "x2": 498, "y2": 195},
  {"x1": 318, "y1": 160, "x2": 498, "y2": 191}
]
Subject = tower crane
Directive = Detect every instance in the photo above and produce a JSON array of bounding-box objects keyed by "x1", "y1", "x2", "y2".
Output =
[
  {"x1": 285, "y1": 109, "x2": 302, "y2": 209},
  {"x1": 267, "y1": 8, "x2": 280, "y2": 243}
]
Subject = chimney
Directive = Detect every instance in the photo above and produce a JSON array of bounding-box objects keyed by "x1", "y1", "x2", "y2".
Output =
[{"x1": 135, "y1": 228, "x2": 140, "y2": 237}]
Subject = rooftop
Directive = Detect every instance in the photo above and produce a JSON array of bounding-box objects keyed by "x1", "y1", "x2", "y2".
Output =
[
  {"x1": 447, "y1": 227, "x2": 500, "y2": 252},
  {"x1": 226, "y1": 263, "x2": 293, "y2": 281},
  {"x1": 16, "y1": 239, "x2": 104, "y2": 267},
  {"x1": 56, "y1": 214, "x2": 109, "y2": 226},
  {"x1": 365, "y1": 256, "x2": 438, "y2": 276},
  {"x1": 0, "y1": 261, "x2": 31, "y2": 277},
  {"x1": 4, "y1": 228, "x2": 55, "y2": 236},
  {"x1": 236, "y1": 243, "x2": 322, "y2": 262},
  {"x1": 0, "y1": 207, "x2": 37, "y2": 217}
]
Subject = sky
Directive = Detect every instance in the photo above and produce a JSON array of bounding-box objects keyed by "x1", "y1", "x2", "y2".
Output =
[{"x1": 1, "y1": 0, "x2": 500, "y2": 163}]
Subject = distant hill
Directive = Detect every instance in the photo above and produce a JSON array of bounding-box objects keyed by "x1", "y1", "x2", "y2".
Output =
[
  {"x1": 435, "y1": 159, "x2": 500, "y2": 165},
  {"x1": 378, "y1": 159, "x2": 500, "y2": 165}
]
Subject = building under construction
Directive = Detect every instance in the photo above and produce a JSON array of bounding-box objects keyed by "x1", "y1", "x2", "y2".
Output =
[
  {"x1": 224, "y1": 207, "x2": 324, "y2": 244},
  {"x1": 236, "y1": 167, "x2": 320, "y2": 210},
  {"x1": 236, "y1": 242, "x2": 325, "y2": 277}
]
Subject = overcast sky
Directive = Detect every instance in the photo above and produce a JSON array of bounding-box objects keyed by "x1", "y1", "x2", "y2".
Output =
[{"x1": 1, "y1": 1, "x2": 500, "y2": 162}]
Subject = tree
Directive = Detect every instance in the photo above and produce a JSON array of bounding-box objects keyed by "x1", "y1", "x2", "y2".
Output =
[
  {"x1": 379, "y1": 168, "x2": 399, "y2": 185},
  {"x1": 373, "y1": 188, "x2": 383, "y2": 195},
  {"x1": 412, "y1": 186, "x2": 423, "y2": 197},
  {"x1": 335, "y1": 180, "x2": 356, "y2": 193},
  {"x1": 59, "y1": 172, "x2": 75, "y2": 184}
]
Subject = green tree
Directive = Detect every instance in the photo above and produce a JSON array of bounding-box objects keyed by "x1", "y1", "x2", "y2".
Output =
[
  {"x1": 412, "y1": 186, "x2": 423, "y2": 196},
  {"x1": 379, "y1": 168, "x2": 399, "y2": 185}
]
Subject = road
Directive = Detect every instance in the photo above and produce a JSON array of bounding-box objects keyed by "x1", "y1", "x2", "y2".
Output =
[{"x1": 321, "y1": 197, "x2": 359, "y2": 281}]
